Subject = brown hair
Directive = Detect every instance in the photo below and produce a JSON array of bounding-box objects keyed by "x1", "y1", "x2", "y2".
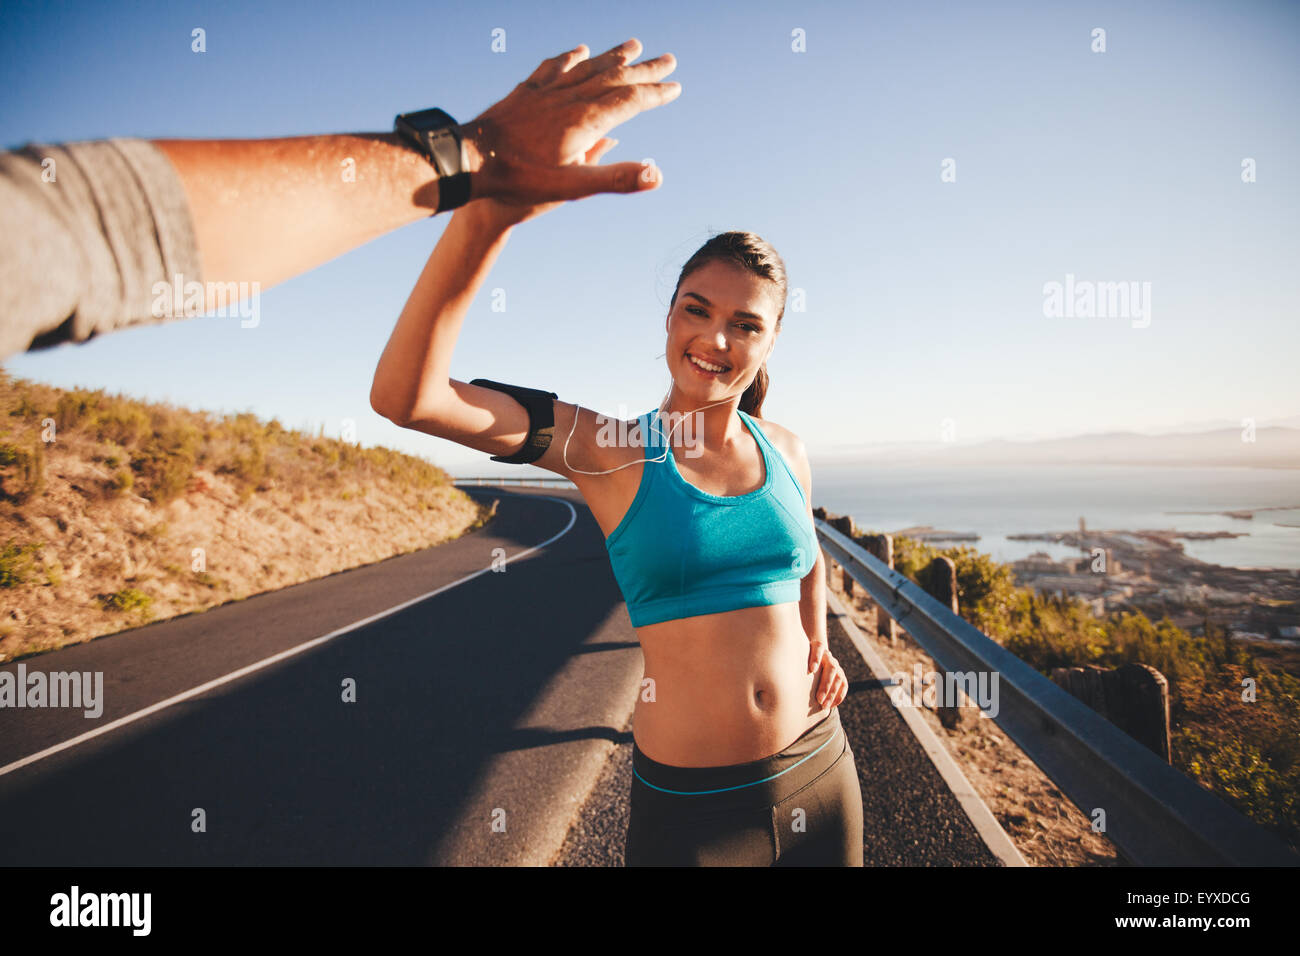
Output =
[{"x1": 667, "y1": 231, "x2": 787, "y2": 418}]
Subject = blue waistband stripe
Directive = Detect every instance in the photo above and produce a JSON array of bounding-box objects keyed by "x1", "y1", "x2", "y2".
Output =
[{"x1": 632, "y1": 725, "x2": 839, "y2": 796}]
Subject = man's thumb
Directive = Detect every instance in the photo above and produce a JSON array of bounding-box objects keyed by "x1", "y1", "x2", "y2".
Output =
[
  {"x1": 521, "y1": 160, "x2": 661, "y2": 202},
  {"x1": 574, "y1": 159, "x2": 661, "y2": 195}
]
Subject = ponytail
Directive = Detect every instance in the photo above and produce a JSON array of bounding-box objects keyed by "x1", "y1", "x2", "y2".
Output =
[{"x1": 739, "y1": 362, "x2": 768, "y2": 418}]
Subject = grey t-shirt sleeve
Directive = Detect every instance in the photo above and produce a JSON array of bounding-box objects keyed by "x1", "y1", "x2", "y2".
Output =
[{"x1": 0, "y1": 137, "x2": 202, "y2": 359}]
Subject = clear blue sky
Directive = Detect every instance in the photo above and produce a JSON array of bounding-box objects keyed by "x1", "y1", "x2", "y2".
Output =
[{"x1": 3, "y1": 0, "x2": 1297, "y2": 473}]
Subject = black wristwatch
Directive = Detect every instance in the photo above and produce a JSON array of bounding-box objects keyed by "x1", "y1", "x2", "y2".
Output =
[{"x1": 394, "y1": 107, "x2": 472, "y2": 213}]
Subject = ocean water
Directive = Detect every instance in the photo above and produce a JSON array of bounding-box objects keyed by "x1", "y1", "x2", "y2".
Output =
[{"x1": 811, "y1": 463, "x2": 1300, "y2": 571}]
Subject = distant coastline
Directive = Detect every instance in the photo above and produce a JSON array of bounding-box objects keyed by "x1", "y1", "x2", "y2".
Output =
[{"x1": 816, "y1": 425, "x2": 1300, "y2": 470}]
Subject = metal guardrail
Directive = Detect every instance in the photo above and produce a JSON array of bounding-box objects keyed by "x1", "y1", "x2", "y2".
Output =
[
  {"x1": 453, "y1": 476, "x2": 577, "y2": 489},
  {"x1": 815, "y1": 518, "x2": 1299, "y2": 866}
]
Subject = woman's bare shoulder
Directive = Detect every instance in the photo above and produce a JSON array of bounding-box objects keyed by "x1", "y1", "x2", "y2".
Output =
[
  {"x1": 750, "y1": 414, "x2": 813, "y2": 510},
  {"x1": 749, "y1": 414, "x2": 806, "y2": 466},
  {"x1": 534, "y1": 400, "x2": 649, "y2": 481}
]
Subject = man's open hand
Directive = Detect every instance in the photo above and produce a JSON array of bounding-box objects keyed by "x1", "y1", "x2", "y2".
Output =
[{"x1": 462, "y1": 38, "x2": 680, "y2": 207}]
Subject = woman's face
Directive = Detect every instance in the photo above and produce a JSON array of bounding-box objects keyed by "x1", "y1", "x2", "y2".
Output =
[{"x1": 665, "y1": 260, "x2": 779, "y2": 402}]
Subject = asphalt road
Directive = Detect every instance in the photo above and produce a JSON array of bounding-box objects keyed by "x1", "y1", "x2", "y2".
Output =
[{"x1": 0, "y1": 485, "x2": 998, "y2": 866}]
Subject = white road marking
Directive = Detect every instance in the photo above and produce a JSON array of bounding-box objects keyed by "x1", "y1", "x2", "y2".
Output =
[{"x1": 0, "y1": 493, "x2": 577, "y2": 779}]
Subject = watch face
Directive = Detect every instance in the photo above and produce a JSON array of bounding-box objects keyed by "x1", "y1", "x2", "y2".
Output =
[
  {"x1": 401, "y1": 107, "x2": 455, "y2": 133},
  {"x1": 396, "y1": 108, "x2": 466, "y2": 190}
]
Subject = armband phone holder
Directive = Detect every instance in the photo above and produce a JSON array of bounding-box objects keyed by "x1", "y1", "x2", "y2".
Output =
[{"x1": 470, "y1": 378, "x2": 558, "y2": 464}]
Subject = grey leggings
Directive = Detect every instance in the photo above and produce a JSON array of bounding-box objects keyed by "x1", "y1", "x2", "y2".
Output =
[{"x1": 625, "y1": 707, "x2": 864, "y2": 866}]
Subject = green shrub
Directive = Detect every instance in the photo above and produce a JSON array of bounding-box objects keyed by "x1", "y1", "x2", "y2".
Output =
[
  {"x1": 9, "y1": 391, "x2": 40, "y2": 419},
  {"x1": 311, "y1": 441, "x2": 340, "y2": 466},
  {"x1": 0, "y1": 540, "x2": 42, "y2": 587},
  {"x1": 27, "y1": 438, "x2": 45, "y2": 499},
  {"x1": 222, "y1": 435, "x2": 273, "y2": 497},
  {"x1": 92, "y1": 404, "x2": 149, "y2": 446},
  {"x1": 55, "y1": 390, "x2": 100, "y2": 433},
  {"x1": 1177, "y1": 728, "x2": 1298, "y2": 842},
  {"x1": 102, "y1": 588, "x2": 152, "y2": 614},
  {"x1": 894, "y1": 536, "x2": 1021, "y2": 636},
  {"x1": 0, "y1": 438, "x2": 46, "y2": 503},
  {"x1": 110, "y1": 467, "x2": 133, "y2": 496},
  {"x1": 130, "y1": 422, "x2": 202, "y2": 505}
]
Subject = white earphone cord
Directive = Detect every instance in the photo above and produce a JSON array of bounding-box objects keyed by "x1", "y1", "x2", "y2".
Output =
[{"x1": 562, "y1": 395, "x2": 739, "y2": 475}]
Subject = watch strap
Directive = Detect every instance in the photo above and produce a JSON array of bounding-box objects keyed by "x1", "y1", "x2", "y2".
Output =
[{"x1": 395, "y1": 108, "x2": 472, "y2": 213}]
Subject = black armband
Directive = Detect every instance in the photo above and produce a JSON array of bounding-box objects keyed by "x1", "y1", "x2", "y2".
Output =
[{"x1": 470, "y1": 378, "x2": 559, "y2": 464}]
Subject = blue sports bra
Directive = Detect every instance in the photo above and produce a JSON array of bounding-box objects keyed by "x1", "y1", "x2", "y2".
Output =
[{"x1": 603, "y1": 407, "x2": 819, "y2": 627}]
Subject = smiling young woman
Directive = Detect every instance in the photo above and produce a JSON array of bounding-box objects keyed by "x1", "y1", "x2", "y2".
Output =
[
  {"x1": 370, "y1": 164, "x2": 863, "y2": 865},
  {"x1": 601, "y1": 236, "x2": 863, "y2": 867}
]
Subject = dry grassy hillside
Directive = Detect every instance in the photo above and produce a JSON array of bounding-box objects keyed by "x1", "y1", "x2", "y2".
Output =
[{"x1": 0, "y1": 369, "x2": 494, "y2": 662}]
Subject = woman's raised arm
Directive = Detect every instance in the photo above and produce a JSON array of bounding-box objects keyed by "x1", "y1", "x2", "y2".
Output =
[
  {"x1": 369, "y1": 173, "x2": 660, "y2": 482},
  {"x1": 368, "y1": 38, "x2": 677, "y2": 481},
  {"x1": 369, "y1": 199, "x2": 514, "y2": 428}
]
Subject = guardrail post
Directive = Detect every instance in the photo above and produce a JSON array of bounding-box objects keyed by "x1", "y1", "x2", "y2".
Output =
[
  {"x1": 1050, "y1": 663, "x2": 1172, "y2": 762},
  {"x1": 829, "y1": 515, "x2": 856, "y2": 596},
  {"x1": 921, "y1": 556, "x2": 963, "y2": 729},
  {"x1": 815, "y1": 507, "x2": 891, "y2": 641},
  {"x1": 861, "y1": 533, "x2": 897, "y2": 646},
  {"x1": 924, "y1": 556, "x2": 959, "y2": 614}
]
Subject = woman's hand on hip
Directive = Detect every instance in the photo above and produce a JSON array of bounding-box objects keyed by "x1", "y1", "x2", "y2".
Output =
[{"x1": 808, "y1": 638, "x2": 848, "y2": 709}]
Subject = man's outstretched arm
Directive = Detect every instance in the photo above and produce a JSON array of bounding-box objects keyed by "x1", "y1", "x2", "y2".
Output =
[
  {"x1": 0, "y1": 37, "x2": 678, "y2": 360},
  {"x1": 152, "y1": 132, "x2": 453, "y2": 295}
]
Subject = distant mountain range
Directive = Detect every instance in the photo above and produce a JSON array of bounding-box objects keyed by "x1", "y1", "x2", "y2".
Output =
[{"x1": 815, "y1": 425, "x2": 1300, "y2": 469}]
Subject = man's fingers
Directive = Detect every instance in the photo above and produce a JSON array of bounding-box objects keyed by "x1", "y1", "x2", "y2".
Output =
[
  {"x1": 555, "y1": 44, "x2": 591, "y2": 76},
  {"x1": 588, "y1": 81, "x2": 682, "y2": 132},
  {"x1": 584, "y1": 137, "x2": 619, "y2": 164},
  {"x1": 529, "y1": 43, "x2": 590, "y2": 86},
  {"x1": 554, "y1": 36, "x2": 643, "y2": 87},
  {"x1": 579, "y1": 52, "x2": 678, "y2": 91}
]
